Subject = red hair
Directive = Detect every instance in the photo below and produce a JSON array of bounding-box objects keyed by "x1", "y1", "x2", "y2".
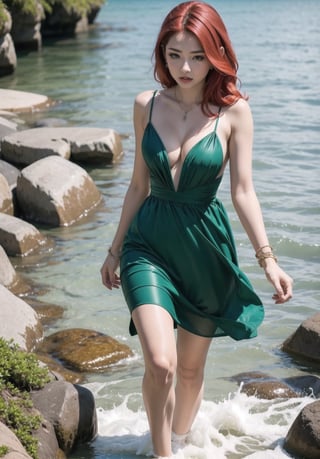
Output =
[{"x1": 153, "y1": 1, "x2": 246, "y2": 117}]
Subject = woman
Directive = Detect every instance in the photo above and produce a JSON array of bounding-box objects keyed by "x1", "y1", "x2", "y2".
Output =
[{"x1": 100, "y1": 2, "x2": 293, "y2": 457}]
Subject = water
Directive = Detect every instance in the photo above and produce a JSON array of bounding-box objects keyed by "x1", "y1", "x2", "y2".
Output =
[{"x1": 1, "y1": 0, "x2": 320, "y2": 457}]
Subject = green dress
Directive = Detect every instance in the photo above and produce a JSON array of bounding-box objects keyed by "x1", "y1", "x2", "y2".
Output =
[{"x1": 120, "y1": 92, "x2": 264, "y2": 340}]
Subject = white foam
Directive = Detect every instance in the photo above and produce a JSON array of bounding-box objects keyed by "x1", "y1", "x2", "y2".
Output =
[{"x1": 89, "y1": 385, "x2": 312, "y2": 458}]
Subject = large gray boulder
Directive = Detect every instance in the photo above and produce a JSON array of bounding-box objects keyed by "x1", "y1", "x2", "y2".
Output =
[
  {"x1": 0, "y1": 213, "x2": 47, "y2": 256},
  {"x1": 284, "y1": 400, "x2": 320, "y2": 459},
  {"x1": 0, "y1": 127, "x2": 123, "y2": 166},
  {"x1": 282, "y1": 313, "x2": 320, "y2": 363},
  {"x1": 0, "y1": 284, "x2": 43, "y2": 351},
  {"x1": 31, "y1": 380, "x2": 97, "y2": 454},
  {"x1": 16, "y1": 156, "x2": 102, "y2": 227}
]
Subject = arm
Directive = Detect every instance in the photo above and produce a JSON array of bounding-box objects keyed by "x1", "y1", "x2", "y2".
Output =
[
  {"x1": 100, "y1": 90, "x2": 153, "y2": 289},
  {"x1": 228, "y1": 99, "x2": 293, "y2": 303}
]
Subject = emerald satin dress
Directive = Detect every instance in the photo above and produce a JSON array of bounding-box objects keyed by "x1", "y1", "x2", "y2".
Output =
[{"x1": 120, "y1": 92, "x2": 264, "y2": 340}]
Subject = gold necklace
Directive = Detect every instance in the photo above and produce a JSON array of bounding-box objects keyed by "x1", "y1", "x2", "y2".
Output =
[{"x1": 175, "y1": 87, "x2": 200, "y2": 121}]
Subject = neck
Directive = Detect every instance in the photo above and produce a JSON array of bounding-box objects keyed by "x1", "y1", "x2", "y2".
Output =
[{"x1": 175, "y1": 85, "x2": 203, "y2": 106}]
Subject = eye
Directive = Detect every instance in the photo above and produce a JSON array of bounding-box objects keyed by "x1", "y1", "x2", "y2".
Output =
[
  {"x1": 193, "y1": 55, "x2": 205, "y2": 62},
  {"x1": 168, "y1": 52, "x2": 180, "y2": 59}
]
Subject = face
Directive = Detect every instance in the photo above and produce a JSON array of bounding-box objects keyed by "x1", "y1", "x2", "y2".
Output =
[{"x1": 165, "y1": 31, "x2": 211, "y2": 89}]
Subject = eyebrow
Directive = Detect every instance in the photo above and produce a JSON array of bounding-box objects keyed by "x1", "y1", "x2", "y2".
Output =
[{"x1": 167, "y1": 47, "x2": 205, "y2": 54}]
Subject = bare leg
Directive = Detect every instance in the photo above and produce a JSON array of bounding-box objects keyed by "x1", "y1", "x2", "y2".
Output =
[
  {"x1": 173, "y1": 326, "x2": 212, "y2": 435},
  {"x1": 132, "y1": 304, "x2": 177, "y2": 458}
]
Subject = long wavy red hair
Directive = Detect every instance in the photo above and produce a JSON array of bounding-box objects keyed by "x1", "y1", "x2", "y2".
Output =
[{"x1": 153, "y1": 1, "x2": 246, "y2": 117}]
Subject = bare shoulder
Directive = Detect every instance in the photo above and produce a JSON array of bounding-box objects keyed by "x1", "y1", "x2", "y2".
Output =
[
  {"x1": 227, "y1": 97, "x2": 252, "y2": 117},
  {"x1": 134, "y1": 90, "x2": 156, "y2": 126},
  {"x1": 134, "y1": 90, "x2": 156, "y2": 110}
]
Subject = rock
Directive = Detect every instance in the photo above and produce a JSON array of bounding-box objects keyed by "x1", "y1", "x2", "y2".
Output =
[
  {"x1": 0, "y1": 213, "x2": 47, "y2": 256},
  {"x1": 10, "y1": 1, "x2": 44, "y2": 51},
  {"x1": 0, "y1": 9, "x2": 17, "y2": 77},
  {"x1": 0, "y1": 115, "x2": 18, "y2": 138},
  {"x1": 0, "y1": 159, "x2": 20, "y2": 190},
  {"x1": 16, "y1": 156, "x2": 102, "y2": 227},
  {"x1": 0, "y1": 172, "x2": 13, "y2": 214},
  {"x1": 284, "y1": 375, "x2": 320, "y2": 398},
  {"x1": 25, "y1": 298, "x2": 64, "y2": 326},
  {"x1": 0, "y1": 421, "x2": 32, "y2": 458},
  {"x1": 0, "y1": 126, "x2": 123, "y2": 166},
  {"x1": 0, "y1": 284, "x2": 43, "y2": 351},
  {"x1": 31, "y1": 380, "x2": 97, "y2": 454},
  {"x1": 33, "y1": 415, "x2": 66, "y2": 459},
  {"x1": 42, "y1": 328, "x2": 134, "y2": 372},
  {"x1": 35, "y1": 352, "x2": 84, "y2": 384},
  {"x1": 284, "y1": 400, "x2": 320, "y2": 459},
  {"x1": 0, "y1": 89, "x2": 50, "y2": 112},
  {"x1": 232, "y1": 371, "x2": 299, "y2": 399},
  {"x1": 1, "y1": 129, "x2": 70, "y2": 166},
  {"x1": 282, "y1": 313, "x2": 320, "y2": 363},
  {"x1": 0, "y1": 243, "x2": 17, "y2": 288},
  {"x1": 42, "y1": 4, "x2": 85, "y2": 37},
  {"x1": 241, "y1": 380, "x2": 299, "y2": 399}
]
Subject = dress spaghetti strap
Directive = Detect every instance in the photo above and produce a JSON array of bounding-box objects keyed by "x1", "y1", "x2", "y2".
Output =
[{"x1": 149, "y1": 90, "x2": 158, "y2": 123}]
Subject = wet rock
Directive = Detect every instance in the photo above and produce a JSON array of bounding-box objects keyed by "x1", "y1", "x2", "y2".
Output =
[
  {"x1": 0, "y1": 213, "x2": 48, "y2": 256},
  {"x1": 282, "y1": 313, "x2": 320, "y2": 363},
  {"x1": 1, "y1": 126, "x2": 123, "y2": 166},
  {"x1": 42, "y1": 328, "x2": 134, "y2": 372},
  {"x1": 0, "y1": 172, "x2": 13, "y2": 214},
  {"x1": 35, "y1": 352, "x2": 84, "y2": 384},
  {"x1": 0, "y1": 421, "x2": 32, "y2": 458},
  {"x1": 284, "y1": 375, "x2": 320, "y2": 398},
  {"x1": 232, "y1": 371, "x2": 299, "y2": 399},
  {"x1": 284, "y1": 400, "x2": 320, "y2": 459},
  {"x1": 0, "y1": 284, "x2": 43, "y2": 351},
  {"x1": 31, "y1": 380, "x2": 97, "y2": 454},
  {"x1": 16, "y1": 156, "x2": 102, "y2": 227},
  {"x1": 26, "y1": 298, "x2": 64, "y2": 326},
  {"x1": 242, "y1": 380, "x2": 299, "y2": 399}
]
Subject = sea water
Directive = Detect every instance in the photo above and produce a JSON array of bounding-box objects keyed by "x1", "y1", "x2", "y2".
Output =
[{"x1": 1, "y1": 0, "x2": 319, "y2": 457}]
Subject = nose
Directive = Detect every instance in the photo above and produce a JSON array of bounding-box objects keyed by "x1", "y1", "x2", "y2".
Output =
[{"x1": 181, "y1": 59, "x2": 191, "y2": 72}]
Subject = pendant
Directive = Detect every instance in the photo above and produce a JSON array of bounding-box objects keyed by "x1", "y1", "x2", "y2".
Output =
[{"x1": 183, "y1": 111, "x2": 188, "y2": 121}]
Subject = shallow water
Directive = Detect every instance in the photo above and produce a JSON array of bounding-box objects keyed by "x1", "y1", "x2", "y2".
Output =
[{"x1": 1, "y1": 0, "x2": 320, "y2": 457}]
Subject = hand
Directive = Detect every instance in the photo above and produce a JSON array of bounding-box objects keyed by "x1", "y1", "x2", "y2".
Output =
[
  {"x1": 263, "y1": 259, "x2": 293, "y2": 304},
  {"x1": 100, "y1": 253, "x2": 121, "y2": 290}
]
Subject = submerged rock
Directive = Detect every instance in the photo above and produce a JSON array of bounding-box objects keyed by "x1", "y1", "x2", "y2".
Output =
[{"x1": 41, "y1": 328, "x2": 134, "y2": 372}]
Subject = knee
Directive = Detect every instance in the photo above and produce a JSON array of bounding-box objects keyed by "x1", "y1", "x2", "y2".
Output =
[
  {"x1": 146, "y1": 355, "x2": 176, "y2": 387},
  {"x1": 176, "y1": 362, "x2": 204, "y2": 387}
]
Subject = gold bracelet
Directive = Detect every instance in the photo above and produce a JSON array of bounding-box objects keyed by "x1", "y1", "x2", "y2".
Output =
[
  {"x1": 108, "y1": 247, "x2": 121, "y2": 259},
  {"x1": 255, "y1": 245, "x2": 273, "y2": 258},
  {"x1": 256, "y1": 252, "x2": 278, "y2": 268}
]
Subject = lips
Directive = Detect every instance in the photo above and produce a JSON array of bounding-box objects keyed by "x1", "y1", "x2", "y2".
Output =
[{"x1": 179, "y1": 77, "x2": 193, "y2": 82}]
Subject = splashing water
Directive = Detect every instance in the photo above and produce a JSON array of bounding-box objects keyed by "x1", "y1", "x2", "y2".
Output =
[{"x1": 83, "y1": 383, "x2": 312, "y2": 459}]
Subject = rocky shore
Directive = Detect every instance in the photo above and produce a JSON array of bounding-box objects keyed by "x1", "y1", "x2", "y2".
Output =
[{"x1": 0, "y1": 89, "x2": 320, "y2": 458}]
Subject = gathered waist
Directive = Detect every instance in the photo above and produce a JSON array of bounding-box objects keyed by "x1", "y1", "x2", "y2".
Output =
[{"x1": 150, "y1": 185, "x2": 217, "y2": 206}]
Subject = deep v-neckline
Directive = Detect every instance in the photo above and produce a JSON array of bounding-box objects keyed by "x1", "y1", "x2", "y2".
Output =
[{"x1": 147, "y1": 121, "x2": 222, "y2": 192}]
